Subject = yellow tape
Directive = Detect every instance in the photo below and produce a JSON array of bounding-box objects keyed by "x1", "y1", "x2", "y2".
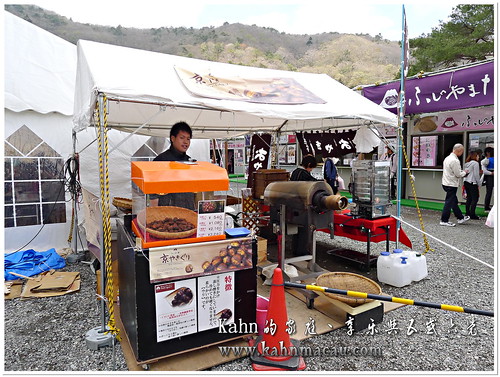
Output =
[
  {"x1": 392, "y1": 297, "x2": 414, "y2": 305},
  {"x1": 306, "y1": 284, "x2": 325, "y2": 292},
  {"x1": 347, "y1": 290, "x2": 368, "y2": 298},
  {"x1": 441, "y1": 304, "x2": 464, "y2": 313}
]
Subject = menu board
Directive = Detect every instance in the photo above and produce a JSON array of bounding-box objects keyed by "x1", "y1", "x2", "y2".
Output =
[
  {"x1": 419, "y1": 136, "x2": 438, "y2": 167},
  {"x1": 412, "y1": 136, "x2": 438, "y2": 167},
  {"x1": 287, "y1": 144, "x2": 296, "y2": 164},
  {"x1": 155, "y1": 278, "x2": 197, "y2": 342},
  {"x1": 198, "y1": 272, "x2": 235, "y2": 331},
  {"x1": 278, "y1": 145, "x2": 287, "y2": 164},
  {"x1": 149, "y1": 237, "x2": 253, "y2": 282},
  {"x1": 197, "y1": 199, "x2": 226, "y2": 238},
  {"x1": 412, "y1": 137, "x2": 420, "y2": 166}
]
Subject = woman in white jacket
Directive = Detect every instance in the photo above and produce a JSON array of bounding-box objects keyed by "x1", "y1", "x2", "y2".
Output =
[{"x1": 464, "y1": 150, "x2": 481, "y2": 219}]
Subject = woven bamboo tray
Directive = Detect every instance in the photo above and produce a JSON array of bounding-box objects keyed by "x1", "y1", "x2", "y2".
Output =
[
  {"x1": 137, "y1": 206, "x2": 198, "y2": 239},
  {"x1": 316, "y1": 272, "x2": 382, "y2": 307},
  {"x1": 112, "y1": 197, "x2": 132, "y2": 211}
]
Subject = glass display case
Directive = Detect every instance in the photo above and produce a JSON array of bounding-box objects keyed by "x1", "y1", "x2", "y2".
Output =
[
  {"x1": 131, "y1": 161, "x2": 229, "y2": 248},
  {"x1": 351, "y1": 160, "x2": 391, "y2": 219}
]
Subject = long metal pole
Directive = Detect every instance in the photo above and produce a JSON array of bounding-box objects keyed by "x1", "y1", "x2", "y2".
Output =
[
  {"x1": 284, "y1": 281, "x2": 494, "y2": 317},
  {"x1": 98, "y1": 94, "x2": 107, "y2": 332},
  {"x1": 396, "y1": 5, "x2": 407, "y2": 246}
]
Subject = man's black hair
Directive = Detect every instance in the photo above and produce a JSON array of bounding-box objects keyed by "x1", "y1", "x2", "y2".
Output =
[
  {"x1": 301, "y1": 155, "x2": 317, "y2": 169},
  {"x1": 170, "y1": 121, "x2": 192, "y2": 139},
  {"x1": 484, "y1": 146, "x2": 494, "y2": 157}
]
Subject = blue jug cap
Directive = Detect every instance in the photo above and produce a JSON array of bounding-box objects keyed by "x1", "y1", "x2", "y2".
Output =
[
  {"x1": 380, "y1": 252, "x2": 390, "y2": 256},
  {"x1": 393, "y1": 249, "x2": 403, "y2": 254}
]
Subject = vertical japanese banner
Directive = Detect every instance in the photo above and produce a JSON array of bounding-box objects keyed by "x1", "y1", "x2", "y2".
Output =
[{"x1": 246, "y1": 133, "x2": 272, "y2": 188}]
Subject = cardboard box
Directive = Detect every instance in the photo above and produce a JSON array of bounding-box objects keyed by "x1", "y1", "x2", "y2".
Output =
[
  {"x1": 252, "y1": 169, "x2": 289, "y2": 199},
  {"x1": 20, "y1": 271, "x2": 80, "y2": 299},
  {"x1": 257, "y1": 236, "x2": 268, "y2": 263}
]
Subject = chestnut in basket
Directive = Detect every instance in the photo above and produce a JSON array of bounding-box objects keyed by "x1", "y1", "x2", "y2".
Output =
[{"x1": 147, "y1": 217, "x2": 195, "y2": 233}]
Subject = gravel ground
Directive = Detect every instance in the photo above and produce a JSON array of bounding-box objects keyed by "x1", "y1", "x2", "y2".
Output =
[{"x1": 4, "y1": 205, "x2": 496, "y2": 373}]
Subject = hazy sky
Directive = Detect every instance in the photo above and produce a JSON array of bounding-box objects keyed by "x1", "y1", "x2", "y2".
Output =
[{"x1": 28, "y1": 0, "x2": 461, "y2": 41}]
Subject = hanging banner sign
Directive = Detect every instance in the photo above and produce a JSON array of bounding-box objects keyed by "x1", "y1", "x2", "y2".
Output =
[
  {"x1": 174, "y1": 66, "x2": 325, "y2": 104},
  {"x1": 435, "y1": 106, "x2": 494, "y2": 132},
  {"x1": 296, "y1": 130, "x2": 357, "y2": 157},
  {"x1": 363, "y1": 61, "x2": 494, "y2": 115},
  {"x1": 247, "y1": 133, "x2": 272, "y2": 188}
]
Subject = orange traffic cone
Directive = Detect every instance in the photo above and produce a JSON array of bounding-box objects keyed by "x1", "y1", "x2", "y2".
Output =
[{"x1": 251, "y1": 267, "x2": 306, "y2": 371}]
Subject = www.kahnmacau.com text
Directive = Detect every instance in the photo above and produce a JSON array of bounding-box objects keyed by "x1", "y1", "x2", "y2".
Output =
[{"x1": 218, "y1": 341, "x2": 383, "y2": 358}]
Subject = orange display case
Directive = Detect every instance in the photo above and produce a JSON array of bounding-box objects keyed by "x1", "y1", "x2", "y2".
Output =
[
  {"x1": 131, "y1": 161, "x2": 229, "y2": 194},
  {"x1": 131, "y1": 161, "x2": 230, "y2": 248}
]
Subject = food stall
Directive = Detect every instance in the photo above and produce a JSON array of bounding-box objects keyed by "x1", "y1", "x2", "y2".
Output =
[
  {"x1": 118, "y1": 160, "x2": 257, "y2": 363},
  {"x1": 71, "y1": 39, "x2": 398, "y2": 367}
]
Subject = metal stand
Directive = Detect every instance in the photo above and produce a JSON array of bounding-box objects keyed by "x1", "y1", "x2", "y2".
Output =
[{"x1": 278, "y1": 204, "x2": 326, "y2": 308}]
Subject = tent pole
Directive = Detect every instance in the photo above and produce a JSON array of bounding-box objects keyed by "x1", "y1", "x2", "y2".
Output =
[
  {"x1": 396, "y1": 5, "x2": 408, "y2": 247},
  {"x1": 97, "y1": 95, "x2": 107, "y2": 333},
  {"x1": 85, "y1": 94, "x2": 115, "y2": 351}
]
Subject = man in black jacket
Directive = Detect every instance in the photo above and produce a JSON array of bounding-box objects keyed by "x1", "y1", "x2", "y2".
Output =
[
  {"x1": 152, "y1": 122, "x2": 196, "y2": 209},
  {"x1": 154, "y1": 121, "x2": 193, "y2": 162},
  {"x1": 290, "y1": 155, "x2": 319, "y2": 182}
]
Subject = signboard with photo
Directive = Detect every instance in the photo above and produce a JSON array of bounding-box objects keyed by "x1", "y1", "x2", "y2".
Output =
[
  {"x1": 155, "y1": 278, "x2": 197, "y2": 342},
  {"x1": 149, "y1": 237, "x2": 253, "y2": 282}
]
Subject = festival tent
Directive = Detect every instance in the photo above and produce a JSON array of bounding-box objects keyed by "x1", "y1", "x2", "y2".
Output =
[
  {"x1": 73, "y1": 40, "x2": 398, "y2": 139},
  {"x1": 4, "y1": 11, "x2": 77, "y2": 252},
  {"x1": 3, "y1": 13, "x2": 209, "y2": 253}
]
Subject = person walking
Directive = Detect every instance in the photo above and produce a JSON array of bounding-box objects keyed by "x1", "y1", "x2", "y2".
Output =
[
  {"x1": 382, "y1": 146, "x2": 397, "y2": 200},
  {"x1": 463, "y1": 150, "x2": 481, "y2": 220},
  {"x1": 481, "y1": 147, "x2": 494, "y2": 212},
  {"x1": 440, "y1": 143, "x2": 470, "y2": 227},
  {"x1": 323, "y1": 156, "x2": 339, "y2": 194}
]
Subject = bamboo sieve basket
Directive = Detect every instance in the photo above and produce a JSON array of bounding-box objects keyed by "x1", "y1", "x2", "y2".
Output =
[
  {"x1": 137, "y1": 206, "x2": 198, "y2": 239},
  {"x1": 315, "y1": 272, "x2": 382, "y2": 307}
]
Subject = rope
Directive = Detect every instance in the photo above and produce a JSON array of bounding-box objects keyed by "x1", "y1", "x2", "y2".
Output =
[
  {"x1": 95, "y1": 95, "x2": 121, "y2": 341},
  {"x1": 392, "y1": 215, "x2": 494, "y2": 270},
  {"x1": 397, "y1": 126, "x2": 434, "y2": 254}
]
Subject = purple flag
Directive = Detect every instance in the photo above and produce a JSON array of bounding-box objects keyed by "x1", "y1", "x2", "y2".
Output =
[{"x1": 364, "y1": 61, "x2": 494, "y2": 115}]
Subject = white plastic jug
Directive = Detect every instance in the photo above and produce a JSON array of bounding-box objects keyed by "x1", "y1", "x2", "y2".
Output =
[
  {"x1": 377, "y1": 251, "x2": 392, "y2": 285},
  {"x1": 390, "y1": 256, "x2": 412, "y2": 287},
  {"x1": 391, "y1": 248, "x2": 404, "y2": 261},
  {"x1": 409, "y1": 252, "x2": 428, "y2": 281}
]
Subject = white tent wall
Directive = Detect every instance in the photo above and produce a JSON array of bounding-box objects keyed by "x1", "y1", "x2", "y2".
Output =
[
  {"x1": 4, "y1": 11, "x2": 78, "y2": 253},
  {"x1": 5, "y1": 110, "x2": 75, "y2": 252}
]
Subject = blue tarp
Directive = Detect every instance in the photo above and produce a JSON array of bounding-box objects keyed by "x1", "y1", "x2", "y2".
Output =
[{"x1": 4, "y1": 248, "x2": 66, "y2": 281}]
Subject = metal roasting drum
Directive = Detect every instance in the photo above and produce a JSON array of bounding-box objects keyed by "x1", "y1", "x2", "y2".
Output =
[{"x1": 263, "y1": 181, "x2": 348, "y2": 211}]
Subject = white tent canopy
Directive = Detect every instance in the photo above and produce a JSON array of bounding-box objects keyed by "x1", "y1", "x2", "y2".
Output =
[
  {"x1": 5, "y1": 12, "x2": 76, "y2": 115},
  {"x1": 73, "y1": 40, "x2": 397, "y2": 139}
]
